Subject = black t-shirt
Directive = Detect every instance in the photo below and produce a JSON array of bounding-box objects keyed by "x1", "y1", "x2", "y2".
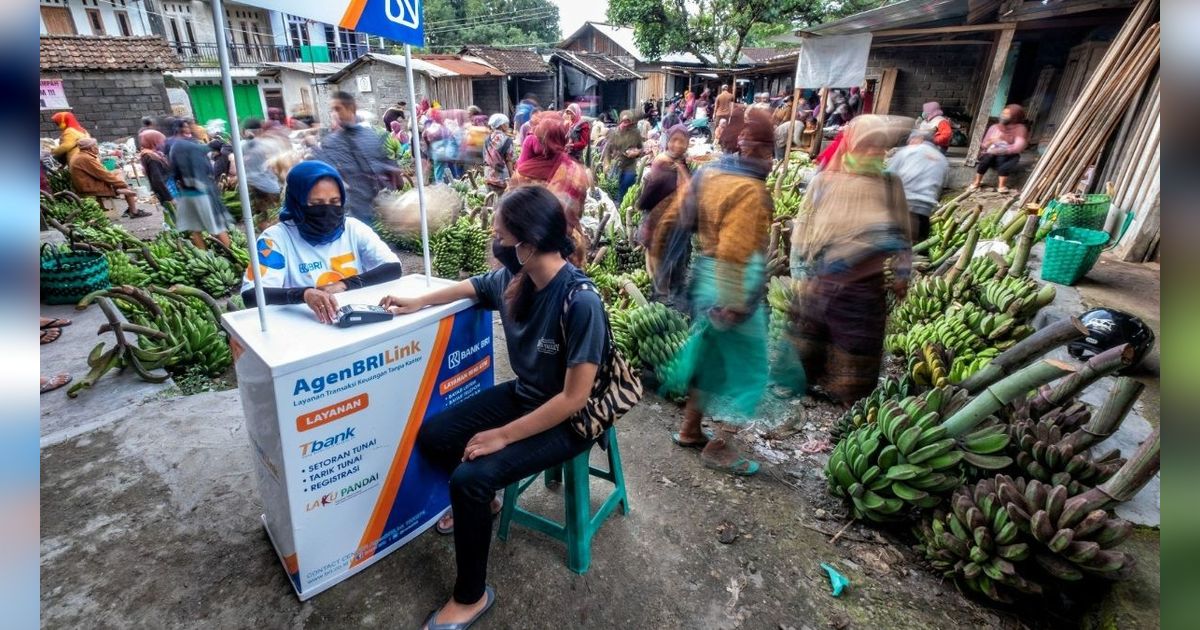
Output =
[{"x1": 470, "y1": 264, "x2": 607, "y2": 402}]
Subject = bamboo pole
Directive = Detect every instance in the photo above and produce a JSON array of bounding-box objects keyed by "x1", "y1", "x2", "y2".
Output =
[
  {"x1": 774, "y1": 85, "x2": 805, "y2": 197},
  {"x1": 809, "y1": 87, "x2": 829, "y2": 157}
]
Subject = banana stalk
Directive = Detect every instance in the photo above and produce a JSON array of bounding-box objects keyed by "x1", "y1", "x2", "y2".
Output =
[
  {"x1": 1007, "y1": 215, "x2": 1040, "y2": 278},
  {"x1": 930, "y1": 188, "x2": 974, "y2": 222},
  {"x1": 1091, "y1": 427, "x2": 1159, "y2": 504},
  {"x1": 943, "y1": 225, "x2": 980, "y2": 285},
  {"x1": 168, "y1": 284, "x2": 226, "y2": 324},
  {"x1": 959, "y1": 317, "x2": 1088, "y2": 394},
  {"x1": 1064, "y1": 377, "x2": 1144, "y2": 452},
  {"x1": 942, "y1": 360, "x2": 1076, "y2": 437},
  {"x1": 1028, "y1": 344, "x2": 1134, "y2": 417},
  {"x1": 621, "y1": 277, "x2": 649, "y2": 307}
]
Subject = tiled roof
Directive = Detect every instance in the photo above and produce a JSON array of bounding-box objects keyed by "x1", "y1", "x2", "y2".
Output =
[
  {"x1": 552, "y1": 51, "x2": 642, "y2": 81},
  {"x1": 418, "y1": 55, "x2": 505, "y2": 77},
  {"x1": 41, "y1": 36, "x2": 182, "y2": 71},
  {"x1": 460, "y1": 47, "x2": 550, "y2": 75},
  {"x1": 740, "y1": 47, "x2": 793, "y2": 64}
]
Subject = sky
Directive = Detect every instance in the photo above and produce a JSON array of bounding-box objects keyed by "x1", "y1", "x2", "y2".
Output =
[{"x1": 550, "y1": 0, "x2": 610, "y2": 38}]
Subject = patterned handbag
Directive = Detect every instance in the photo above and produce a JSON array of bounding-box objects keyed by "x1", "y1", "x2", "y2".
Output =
[{"x1": 560, "y1": 282, "x2": 644, "y2": 440}]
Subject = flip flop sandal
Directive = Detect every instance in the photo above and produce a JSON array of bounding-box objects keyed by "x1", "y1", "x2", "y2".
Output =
[
  {"x1": 41, "y1": 373, "x2": 72, "y2": 394},
  {"x1": 702, "y1": 456, "x2": 761, "y2": 477},
  {"x1": 40, "y1": 317, "x2": 71, "y2": 329},
  {"x1": 435, "y1": 500, "x2": 503, "y2": 535},
  {"x1": 672, "y1": 429, "x2": 716, "y2": 449},
  {"x1": 129, "y1": 210, "x2": 153, "y2": 218},
  {"x1": 422, "y1": 585, "x2": 496, "y2": 630},
  {"x1": 41, "y1": 328, "x2": 62, "y2": 345}
]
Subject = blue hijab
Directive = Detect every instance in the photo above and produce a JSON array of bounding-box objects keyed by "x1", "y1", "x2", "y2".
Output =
[{"x1": 279, "y1": 160, "x2": 348, "y2": 245}]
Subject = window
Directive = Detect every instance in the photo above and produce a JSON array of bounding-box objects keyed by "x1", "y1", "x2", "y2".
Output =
[
  {"x1": 168, "y1": 18, "x2": 182, "y2": 48},
  {"x1": 85, "y1": 8, "x2": 104, "y2": 36},
  {"x1": 115, "y1": 11, "x2": 132, "y2": 37},
  {"x1": 40, "y1": 7, "x2": 76, "y2": 35},
  {"x1": 184, "y1": 20, "x2": 198, "y2": 54}
]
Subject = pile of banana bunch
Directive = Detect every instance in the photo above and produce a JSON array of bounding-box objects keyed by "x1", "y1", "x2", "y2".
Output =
[
  {"x1": 430, "y1": 217, "x2": 490, "y2": 279},
  {"x1": 766, "y1": 276, "x2": 795, "y2": 347},
  {"x1": 104, "y1": 250, "x2": 149, "y2": 286},
  {"x1": 41, "y1": 190, "x2": 108, "y2": 226},
  {"x1": 116, "y1": 285, "x2": 232, "y2": 377},
  {"x1": 831, "y1": 375, "x2": 915, "y2": 443},
  {"x1": 137, "y1": 235, "x2": 241, "y2": 297},
  {"x1": 608, "y1": 305, "x2": 638, "y2": 359},
  {"x1": 916, "y1": 427, "x2": 1158, "y2": 604},
  {"x1": 977, "y1": 275, "x2": 1057, "y2": 317},
  {"x1": 625, "y1": 302, "x2": 690, "y2": 373}
]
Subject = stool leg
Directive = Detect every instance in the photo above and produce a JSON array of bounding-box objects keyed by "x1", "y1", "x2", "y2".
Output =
[
  {"x1": 544, "y1": 465, "x2": 563, "y2": 487},
  {"x1": 607, "y1": 430, "x2": 630, "y2": 515},
  {"x1": 497, "y1": 482, "x2": 518, "y2": 541},
  {"x1": 564, "y1": 452, "x2": 592, "y2": 574}
]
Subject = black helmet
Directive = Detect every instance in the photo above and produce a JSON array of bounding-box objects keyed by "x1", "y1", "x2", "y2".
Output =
[{"x1": 1067, "y1": 308, "x2": 1155, "y2": 369}]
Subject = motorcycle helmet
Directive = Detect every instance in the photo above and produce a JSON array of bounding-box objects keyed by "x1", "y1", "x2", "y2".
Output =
[{"x1": 1067, "y1": 308, "x2": 1155, "y2": 369}]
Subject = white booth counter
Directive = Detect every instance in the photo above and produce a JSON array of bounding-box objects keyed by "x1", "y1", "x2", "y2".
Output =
[{"x1": 222, "y1": 275, "x2": 495, "y2": 599}]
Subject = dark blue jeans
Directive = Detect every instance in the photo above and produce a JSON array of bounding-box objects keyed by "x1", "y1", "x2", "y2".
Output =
[
  {"x1": 617, "y1": 168, "x2": 638, "y2": 206},
  {"x1": 416, "y1": 380, "x2": 594, "y2": 603}
]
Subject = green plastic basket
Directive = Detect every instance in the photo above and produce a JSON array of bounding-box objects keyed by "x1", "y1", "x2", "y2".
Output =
[
  {"x1": 40, "y1": 243, "x2": 110, "y2": 305},
  {"x1": 1040, "y1": 227, "x2": 1109, "y2": 286},
  {"x1": 1050, "y1": 194, "x2": 1109, "y2": 231}
]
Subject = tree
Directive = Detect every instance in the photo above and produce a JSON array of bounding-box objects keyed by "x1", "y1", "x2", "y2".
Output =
[
  {"x1": 420, "y1": 0, "x2": 561, "y2": 52},
  {"x1": 608, "y1": 0, "x2": 888, "y2": 67}
]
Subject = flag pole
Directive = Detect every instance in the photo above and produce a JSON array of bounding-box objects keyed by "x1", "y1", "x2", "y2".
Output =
[
  {"x1": 211, "y1": 0, "x2": 268, "y2": 330},
  {"x1": 404, "y1": 44, "x2": 432, "y2": 286}
]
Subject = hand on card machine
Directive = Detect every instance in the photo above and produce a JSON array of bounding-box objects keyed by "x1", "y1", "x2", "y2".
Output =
[{"x1": 336, "y1": 304, "x2": 395, "y2": 328}]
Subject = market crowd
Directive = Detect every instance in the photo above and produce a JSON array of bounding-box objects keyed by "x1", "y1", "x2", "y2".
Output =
[{"x1": 42, "y1": 83, "x2": 1032, "y2": 629}]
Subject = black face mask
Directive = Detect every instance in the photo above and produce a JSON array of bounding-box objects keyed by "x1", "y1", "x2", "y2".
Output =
[
  {"x1": 492, "y1": 239, "x2": 525, "y2": 274},
  {"x1": 295, "y1": 204, "x2": 346, "y2": 244}
]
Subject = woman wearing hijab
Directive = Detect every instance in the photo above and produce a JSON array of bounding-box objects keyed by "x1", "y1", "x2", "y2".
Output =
[
  {"x1": 169, "y1": 131, "x2": 230, "y2": 248},
  {"x1": 424, "y1": 109, "x2": 455, "y2": 184},
  {"x1": 602, "y1": 110, "x2": 644, "y2": 205},
  {"x1": 483, "y1": 114, "x2": 515, "y2": 195},
  {"x1": 509, "y1": 113, "x2": 591, "y2": 264},
  {"x1": 915, "y1": 101, "x2": 952, "y2": 152},
  {"x1": 562, "y1": 103, "x2": 590, "y2": 163},
  {"x1": 138, "y1": 130, "x2": 175, "y2": 224},
  {"x1": 69, "y1": 137, "x2": 147, "y2": 218},
  {"x1": 682, "y1": 90, "x2": 696, "y2": 121},
  {"x1": 638, "y1": 124, "x2": 691, "y2": 304},
  {"x1": 789, "y1": 115, "x2": 913, "y2": 406},
  {"x1": 657, "y1": 109, "x2": 777, "y2": 476},
  {"x1": 240, "y1": 161, "x2": 402, "y2": 322},
  {"x1": 970, "y1": 104, "x2": 1028, "y2": 194},
  {"x1": 716, "y1": 104, "x2": 747, "y2": 153},
  {"x1": 50, "y1": 112, "x2": 90, "y2": 164}
]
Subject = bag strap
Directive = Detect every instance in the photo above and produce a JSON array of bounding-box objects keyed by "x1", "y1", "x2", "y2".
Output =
[{"x1": 559, "y1": 280, "x2": 615, "y2": 367}]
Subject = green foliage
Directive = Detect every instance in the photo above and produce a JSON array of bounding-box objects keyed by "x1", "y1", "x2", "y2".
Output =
[{"x1": 421, "y1": 0, "x2": 561, "y2": 51}]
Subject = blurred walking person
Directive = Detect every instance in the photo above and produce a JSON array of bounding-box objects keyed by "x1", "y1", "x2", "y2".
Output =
[
  {"x1": 637, "y1": 124, "x2": 691, "y2": 306},
  {"x1": 602, "y1": 111, "x2": 643, "y2": 205},
  {"x1": 789, "y1": 116, "x2": 913, "y2": 406},
  {"x1": 138, "y1": 130, "x2": 175, "y2": 225},
  {"x1": 888, "y1": 129, "x2": 949, "y2": 242},
  {"x1": 315, "y1": 91, "x2": 398, "y2": 223},
  {"x1": 509, "y1": 113, "x2": 592, "y2": 265},
  {"x1": 659, "y1": 110, "x2": 777, "y2": 476},
  {"x1": 170, "y1": 130, "x2": 231, "y2": 249}
]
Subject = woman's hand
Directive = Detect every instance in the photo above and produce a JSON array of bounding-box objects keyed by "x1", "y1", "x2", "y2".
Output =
[
  {"x1": 320, "y1": 281, "x2": 348, "y2": 294},
  {"x1": 379, "y1": 294, "x2": 424, "y2": 315},
  {"x1": 304, "y1": 288, "x2": 340, "y2": 324},
  {"x1": 463, "y1": 428, "x2": 510, "y2": 461}
]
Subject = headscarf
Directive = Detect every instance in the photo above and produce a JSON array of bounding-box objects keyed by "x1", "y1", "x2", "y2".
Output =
[
  {"x1": 718, "y1": 104, "x2": 747, "y2": 153},
  {"x1": 922, "y1": 101, "x2": 943, "y2": 120},
  {"x1": 52, "y1": 112, "x2": 86, "y2": 132},
  {"x1": 488, "y1": 113, "x2": 509, "y2": 129},
  {"x1": 1001, "y1": 103, "x2": 1025, "y2": 124},
  {"x1": 822, "y1": 115, "x2": 911, "y2": 176},
  {"x1": 279, "y1": 160, "x2": 349, "y2": 246},
  {"x1": 417, "y1": 99, "x2": 431, "y2": 117},
  {"x1": 77, "y1": 137, "x2": 99, "y2": 154},
  {"x1": 139, "y1": 129, "x2": 169, "y2": 165},
  {"x1": 515, "y1": 113, "x2": 568, "y2": 181},
  {"x1": 664, "y1": 124, "x2": 690, "y2": 156},
  {"x1": 564, "y1": 103, "x2": 582, "y2": 122},
  {"x1": 736, "y1": 109, "x2": 776, "y2": 165},
  {"x1": 617, "y1": 110, "x2": 635, "y2": 130}
]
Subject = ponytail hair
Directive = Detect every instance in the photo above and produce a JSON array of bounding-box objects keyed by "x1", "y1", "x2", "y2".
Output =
[{"x1": 497, "y1": 185, "x2": 576, "y2": 321}]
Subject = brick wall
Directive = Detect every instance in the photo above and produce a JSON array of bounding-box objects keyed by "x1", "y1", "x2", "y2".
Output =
[
  {"x1": 40, "y1": 70, "x2": 172, "y2": 141},
  {"x1": 472, "y1": 78, "x2": 503, "y2": 115},
  {"x1": 866, "y1": 45, "x2": 985, "y2": 118},
  {"x1": 336, "y1": 63, "x2": 430, "y2": 122}
]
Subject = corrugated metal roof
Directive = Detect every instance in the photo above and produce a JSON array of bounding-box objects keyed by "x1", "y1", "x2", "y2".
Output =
[
  {"x1": 806, "y1": 0, "x2": 971, "y2": 35},
  {"x1": 325, "y1": 53, "x2": 457, "y2": 84},
  {"x1": 418, "y1": 55, "x2": 505, "y2": 77},
  {"x1": 460, "y1": 46, "x2": 551, "y2": 75},
  {"x1": 582, "y1": 22, "x2": 704, "y2": 65},
  {"x1": 259, "y1": 62, "x2": 347, "y2": 76},
  {"x1": 552, "y1": 50, "x2": 642, "y2": 81},
  {"x1": 41, "y1": 35, "x2": 182, "y2": 71}
]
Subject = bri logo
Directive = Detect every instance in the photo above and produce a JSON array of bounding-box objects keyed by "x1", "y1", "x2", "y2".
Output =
[
  {"x1": 300, "y1": 426, "x2": 356, "y2": 457},
  {"x1": 447, "y1": 337, "x2": 490, "y2": 370},
  {"x1": 293, "y1": 340, "x2": 423, "y2": 396},
  {"x1": 298, "y1": 260, "x2": 325, "y2": 273}
]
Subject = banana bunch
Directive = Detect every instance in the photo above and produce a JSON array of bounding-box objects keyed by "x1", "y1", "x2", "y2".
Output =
[
  {"x1": 584, "y1": 264, "x2": 621, "y2": 302},
  {"x1": 105, "y1": 250, "x2": 149, "y2": 286},
  {"x1": 966, "y1": 254, "x2": 1003, "y2": 282},
  {"x1": 72, "y1": 223, "x2": 140, "y2": 250},
  {"x1": 608, "y1": 306, "x2": 637, "y2": 358},
  {"x1": 430, "y1": 217, "x2": 490, "y2": 279},
  {"x1": 887, "y1": 276, "x2": 954, "y2": 330},
  {"x1": 946, "y1": 302, "x2": 1030, "y2": 342},
  {"x1": 186, "y1": 249, "x2": 239, "y2": 297},
  {"x1": 915, "y1": 476, "x2": 1043, "y2": 602},
  {"x1": 907, "y1": 343, "x2": 954, "y2": 388},
  {"x1": 135, "y1": 297, "x2": 232, "y2": 376},
  {"x1": 888, "y1": 317, "x2": 985, "y2": 359},
  {"x1": 372, "y1": 218, "x2": 423, "y2": 252},
  {"x1": 978, "y1": 276, "x2": 1056, "y2": 316},
  {"x1": 1007, "y1": 402, "x2": 1124, "y2": 494},
  {"x1": 946, "y1": 347, "x2": 1002, "y2": 384},
  {"x1": 767, "y1": 276, "x2": 795, "y2": 345},
  {"x1": 773, "y1": 188, "x2": 803, "y2": 219},
  {"x1": 142, "y1": 256, "x2": 191, "y2": 286},
  {"x1": 831, "y1": 375, "x2": 916, "y2": 443},
  {"x1": 622, "y1": 268, "x2": 651, "y2": 298},
  {"x1": 627, "y1": 302, "x2": 689, "y2": 370}
]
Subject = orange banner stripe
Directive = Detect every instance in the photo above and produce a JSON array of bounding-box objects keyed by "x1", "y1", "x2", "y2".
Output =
[
  {"x1": 339, "y1": 0, "x2": 369, "y2": 29},
  {"x1": 351, "y1": 315, "x2": 455, "y2": 567}
]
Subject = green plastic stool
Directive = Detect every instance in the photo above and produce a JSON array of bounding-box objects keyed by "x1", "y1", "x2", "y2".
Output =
[{"x1": 496, "y1": 427, "x2": 629, "y2": 574}]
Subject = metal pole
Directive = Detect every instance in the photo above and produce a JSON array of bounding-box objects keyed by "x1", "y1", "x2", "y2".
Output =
[
  {"x1": 211, "y1": 0, "x2": 268, "y2": 330},
  {"x1": 404, "y1": 44, "x2": 433, "y2": 285}
]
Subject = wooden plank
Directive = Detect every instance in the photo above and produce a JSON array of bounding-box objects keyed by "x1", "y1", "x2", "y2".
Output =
[
  {"x1": 964, "y1": 26, "x2": 1016, "y2": 167},
  {"x1": 874, "y1": 68, "x2": 898, "y2": 115},
  {"x1": 1000, "y1": 0, "x2": 1134, "y2": 22},
  {"x1": 872, "y1": 40, "x2": 993, "y2": 47}
]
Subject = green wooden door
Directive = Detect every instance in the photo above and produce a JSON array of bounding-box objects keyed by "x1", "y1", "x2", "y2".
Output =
[{"x1": 188, "y1": 84, "x2": 264, "y2": 128}]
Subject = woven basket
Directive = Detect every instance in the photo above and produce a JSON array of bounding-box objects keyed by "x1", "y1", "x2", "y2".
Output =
[
  {"x1": 1041, "y1": 227, "x2": 1109, "y2": 286},
  {"x1": 1051, "y1": 194, "x2": 1109, "y2": 231},
  {"x1": 40, "y1": 243, "x2": 110, "y2": 305}
]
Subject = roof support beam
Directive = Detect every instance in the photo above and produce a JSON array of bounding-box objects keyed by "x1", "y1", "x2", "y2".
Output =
[{"x1": 965, "y1": 25, "x2": 1016, "y2": 167}]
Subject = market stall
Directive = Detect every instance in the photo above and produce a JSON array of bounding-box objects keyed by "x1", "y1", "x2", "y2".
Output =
[{"x1": 221, "y1": 275, "x2": 494, "y2": 599}]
